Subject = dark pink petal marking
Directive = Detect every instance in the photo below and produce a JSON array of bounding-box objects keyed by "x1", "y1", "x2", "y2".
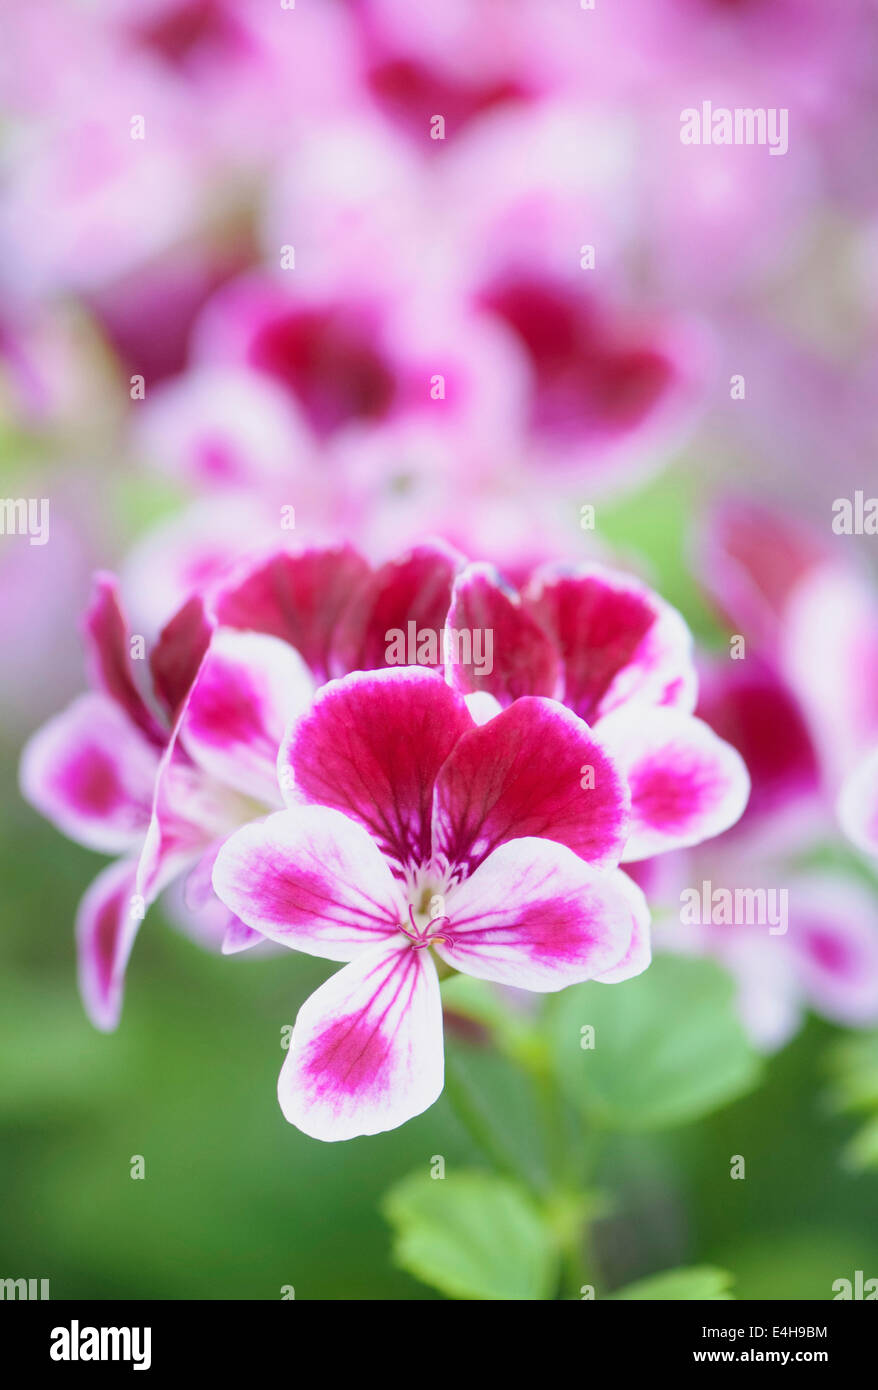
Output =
[
  {"x1": 278, "y1": 939, "x2": 444, "y2": 1141},
  {"x1": 696, "y1": 658, "x2": 820, "y2": 827},
  {"x1": 83, "y1": 572, "x2": 165, "y2": 746},
  {"x1": 248, "y1": 302, "x2": 399, "y2": 436},
  {"x1": 214, "y1": 544, "x2": 371, "y2": 683},
  {"x1": 596, "y1": 706, "x2": 750, "y2": 860},
  {"x1": 179, "y1": 629, "x2": 313, "y2": 804},
  {"x1": 149, "y1": 592, "x2": 215, "y2": 721},
  {"x1": 698, "y1": 500, "x2": 827, "y2": 646},
  {"x1": 212, "y1": 807, "x2": 404, "y2": 961},
  {"x1": 436, "y1": 838, "x2": 635, "y2": 990},
  {"x1": 479, "y1": 277, "x2": 676, "y2": 443},
  {"x1": 20, "y1": 693, "x2": 160, "y2": 854},
  {"x1": 433, "y1": 696, "x2": 629, "y2": 874},
  {"x1": 525, "y1": 565, "x2": 695, "y2": 723},
  {"x1": 446, "y1": 562, "x2": 559, "y2": 706},
  {"x1": 281, "y1": 668, "x2": 474, "y2": 870},
  {"x1": 787, "y1": 876, "x2": 878, "y2": 1026},
  {"x1": 334, "y1": 540, "x2": 464, "y2": 674}
]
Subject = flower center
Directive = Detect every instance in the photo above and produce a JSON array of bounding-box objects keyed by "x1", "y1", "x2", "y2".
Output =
[
  {"x1": 400, "y1": 903, "x2": 456, "y2": 953},
  {"x1": 399, "y1": 866, "x2": 456, "y2": 953}
]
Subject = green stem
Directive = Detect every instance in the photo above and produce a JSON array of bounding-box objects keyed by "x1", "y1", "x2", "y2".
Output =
[{"x1": 443, "y1": 1048, "x2": 536, "y2": 1192}]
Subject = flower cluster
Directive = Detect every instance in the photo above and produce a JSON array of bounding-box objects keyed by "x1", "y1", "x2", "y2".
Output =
[{"x1": 21, "y1": 542, "x2": 749, "y2": 1138}]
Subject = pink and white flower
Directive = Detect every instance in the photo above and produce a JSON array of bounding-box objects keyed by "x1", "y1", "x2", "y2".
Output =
[
  {"x1": 19, "y1": 566, "x2": 315, "y2": 1028},
  {"x1": 213, "y1": 667, "x2": 647, "y2": 1140}
]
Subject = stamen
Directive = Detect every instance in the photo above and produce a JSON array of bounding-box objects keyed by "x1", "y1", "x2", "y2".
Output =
[{"x1": 401, "y1": 905, "x2": 455, "y2": 951}]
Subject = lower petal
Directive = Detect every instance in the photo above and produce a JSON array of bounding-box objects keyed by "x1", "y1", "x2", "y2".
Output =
[
  {"x1": 437, "y1": 838, "x2": 637, "y2": 991},
  {"x1": 593, "y1": 871, "x2": 652, "y2": 983},
  {"x1": 212, "y1": 807, "x2": 405, "y2": 960},
  {"x1": 278, "y1": 941, "x2": 444, "y2": 1141}
]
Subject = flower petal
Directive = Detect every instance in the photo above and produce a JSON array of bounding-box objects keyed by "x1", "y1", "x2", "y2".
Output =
[
  {"x1": 787, "y1": 875, "x2": 878, "y2": 1027},
  {"x1": 593, "y1": 871, "x2": 652, "y2": 983},
  {"x1": 781, "y1": 565, "x2": 878, "y2": 784},
  {"x1": 695, "y1": 657, "x2": 821, "y2": 828},
  {"x1": 76, "y1": 859, "x2": 142, "y2": 1032},
  {"x1": 334, "y1": 540, "x2": 463, "y2": 673},
  {"x1": 278, "y1": 939, "x2": 444, "y2": 1140},
  {"x1": 445, "y1": 562, "x2": 559, "y2": 706},
  {"x1": 596, "y1": 706, "x2": 750, "y2": 861},
  {"x1": 435, "y1": 838, "x2": 636, "y2": 991},
  {"x1": 149, "y1": 593, "x2": 214, "y2": 722},
  {"x1": 180, "y1": 629, "x2": 315, "y2": 805},
  {"x1": 838, "y1": 746, "x2": 878, "y2": 857},
  {"x1": 20, "y1": 693, "x2": 160, "y2": 853},
  {"x1": 83, "y1": 572, "x2": 165, "y2": 746},
  {"x1": 697, "y1": 500, "x2": 827, "y2": 649},
  {"x1": 215, "y1": 544, "x2": 371, "y2": 684},
  {"x1": 433, "y1": 696, "x2": 630, "y2": 874},
  {"x1": 524, "y1": 564, "x2": 696, "y2": 722},
  {"x1": 212, "y1": 807, "x2": 405, "y2": 961},
  {"x1": 280, "y1": 668, "x2": 474, "y2": 869}
]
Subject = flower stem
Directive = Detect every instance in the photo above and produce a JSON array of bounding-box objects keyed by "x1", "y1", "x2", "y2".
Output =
[{"x1": 442, "y1": 1047, "x2": 535, "y2": 1191}]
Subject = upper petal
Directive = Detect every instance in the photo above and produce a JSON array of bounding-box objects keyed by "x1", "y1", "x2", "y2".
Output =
[
  {"x1": 596, "y1": 706, "x2": 750, "y2": 862},
  {"x1": 212, "y1": 806, "x2": 405, "y2": 961},
  {"x1": 278, "y1": 939, "x2": 444, "y2": 1141},
  {"x1": 436, "y1": 838, "x2": 637, "y2": 991},
  {"x1": 149, "y1": 592, "x2": 215, "y2": 722},
  {"x1": 214, "y1": 543, "x2": 371, "y2": 684},
  {"x1": 333, "y1": 540, "x2": 464, "y2": 673},
  {"x1": 524, "y1": 564, "x2": 696, "y2": 723},
  {"x1": 280, "y1": 667, "x2": 474, "y2": 870},
  {"x1": 83, "y1": 572, "x2": 165, "y2": 746},
  {"x1": 445, "y1": 562, "x2": 560, "y2": 706},
  {"x1": 433, "y1": 696, "x2": 630, "y2": 875},
  {"x1": 179, "y1": 628, "x2": 315, "y2": 805},
  {"x1": 20, "y1": 693, "x2": 160, "y2": 853}
]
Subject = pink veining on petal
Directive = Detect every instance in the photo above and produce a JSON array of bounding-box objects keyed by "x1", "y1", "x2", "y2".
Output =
[
  {"x1": 433, "y1": 695, "x2": 630, "y2": 874},
  {"x1": 280, "y1": 667, "x2": 474, "y2": 870}
]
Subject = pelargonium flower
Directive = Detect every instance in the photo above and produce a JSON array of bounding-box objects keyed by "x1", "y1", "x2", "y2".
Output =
[
  {"x1": 213, "y1": 667, "x2": 650, "y2": 1140},
  {"x1": 19, "y1": 568, "x2": 317, "y2": 1028},
  {"x1": 20, "y1": 573, "x2": 208, "y2": 1026},
  {"x1": 19, "y1": 538, "x2": 468, "y2": 1026},
  {"x1": 191, "y1": 271, "x2": 523, "y2": 457}
]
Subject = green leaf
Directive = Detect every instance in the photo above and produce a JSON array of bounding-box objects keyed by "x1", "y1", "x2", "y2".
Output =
[
  {"x1": 611, "y1": 1266, "x2": 734, "y2": 1300},
  {"x1": 383, "y1": 1169, "x2": 558, "y2": 1300},
  {"x1": 547, "y1": 955, "x2": 761, "y2": 1131}
]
